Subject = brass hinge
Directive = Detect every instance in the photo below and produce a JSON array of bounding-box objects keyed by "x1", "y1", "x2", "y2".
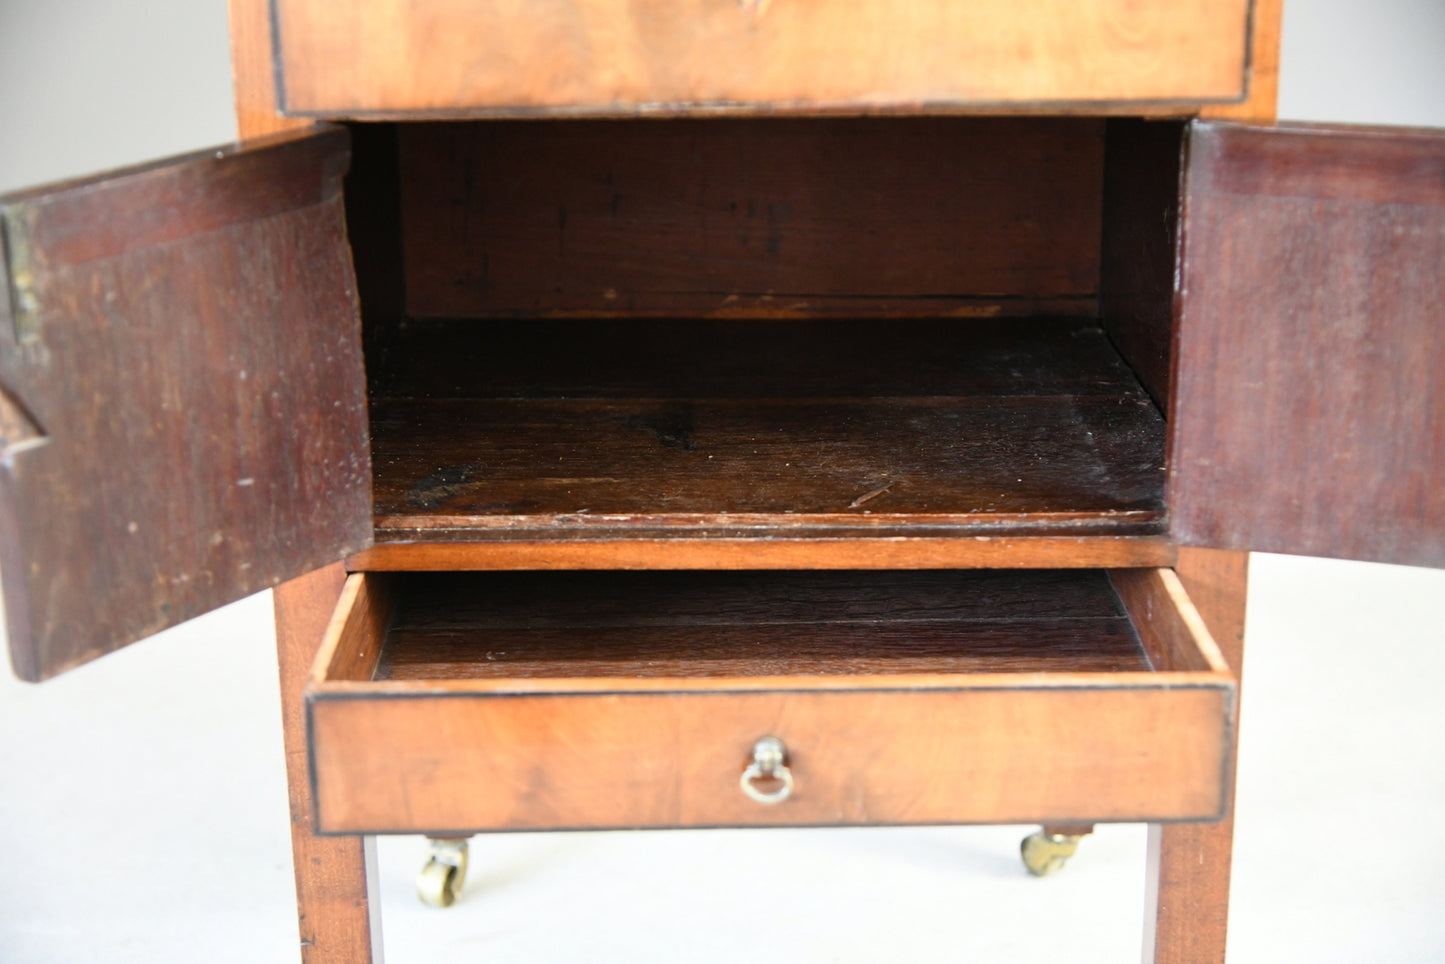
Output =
[{"x1": 1, "y1": 202, "x2": 40, "y2": 344}]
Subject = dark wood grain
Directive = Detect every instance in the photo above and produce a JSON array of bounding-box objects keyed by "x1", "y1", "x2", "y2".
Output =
[
  {"x1": 340, "y1": 123, "x2": 407, "y2": 394},
  {"x1": 371, "y1": 395, "x2": 1165, "y2": 531},
  {"x1": 1170, "y1": 122, "x2": 1445, "y2": 566},
  {"x1": 370, "y1": 317, "x2": 1148, "y2": 399},
  {"x1": 371, "y1": 569, "x2": 1147, "y2": 680},
  {"x1": 1100, "y1": 119, "x2": 1186, "y2": 408},
  {"x1": 394, "y1": 118, "x2": 1104, "y2": 319},
  {"x1": 0, "y1": 129, "x2": 371, "y2": 681},
  {"x1": 369, "y1": 317, "x2": 1167, "y2": 541}
]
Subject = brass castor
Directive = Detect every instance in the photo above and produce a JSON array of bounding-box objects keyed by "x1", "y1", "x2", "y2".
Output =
[
  {"x1": 417, "y1": 836, "x2": 470, "y2": 908},
  {"x1": 1020, "y1": 830, "x2": 1086, "y2": 877}
]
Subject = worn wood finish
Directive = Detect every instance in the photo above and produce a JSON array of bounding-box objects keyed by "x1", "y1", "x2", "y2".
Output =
[
  {"x1": 274, "y1": 564, "x2": 382, "y2": 963},
  {"x1": 371, "y1": 396, "x2": 1166, "y2": 537},
  {"x1": 272, "y1": 0, "x2": 1249, "y2": 116},
  {"x1": 0, "y1": 129, "x2": 371, "y2": 681},
  {"x1": 368, "y1": 318, "x2": 1167, "y2": 544},
  {"x1": 1100, "y1": 119, "x2": 1185, "y2": 408},
  {"x1": 395, "y1": 119, "x2": 1103, "y2": 320},
  {"x1": 1171, "y1": 122, "x2": 1445, "y2": 567},
  {"x1": 306, "y1": 569, "x2": 1233, "y2": 833},
  {"x1": 1145, "y1": 547, "x2": 1248, "y2": 964}
]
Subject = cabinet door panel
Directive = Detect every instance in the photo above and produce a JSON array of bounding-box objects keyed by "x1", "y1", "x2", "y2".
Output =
[
  {"x1": 0, "y1": 127, "x2": 370, "y2": 681},
  {"x1": 1171, "y1": 122, "x2": 1445, "y2": 566}
]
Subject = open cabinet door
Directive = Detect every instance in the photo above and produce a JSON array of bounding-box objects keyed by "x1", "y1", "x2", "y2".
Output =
[
  {"x1": 1170, "y1": 121, "x2": 1445, "y2": 568},
  {"x1": 0, "y1": 127, "x2": 371, "y2": 681}
]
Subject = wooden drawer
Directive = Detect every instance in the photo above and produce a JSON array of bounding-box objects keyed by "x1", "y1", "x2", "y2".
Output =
[
  {"x1": 271, "y1": 0, "x2": 1251, "y2": 117},
  {"x1": 306, "y1": 568, "x2": 1234, "y2": 834}
]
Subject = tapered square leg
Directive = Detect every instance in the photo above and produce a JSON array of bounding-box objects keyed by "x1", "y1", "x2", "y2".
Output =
[
  {"x1": 1145, "y1": 548, "x2": 1248, "y2": 963},
  {"x1": 275, "y1": 563, "x2": 383, "y2": 963}
]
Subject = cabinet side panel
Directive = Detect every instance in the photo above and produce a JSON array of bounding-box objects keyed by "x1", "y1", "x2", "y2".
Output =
[
  {"x1": 1200, "y1": 0, "x2": 1282, "y2": 123},
  {"x1": 1101, "y1": 119, "x2": 1185, "y2": 408},
  {"x1": 228, "y1": 0, "x2": 314, "y2": 138},
  {"x1": 0, "y1": 130, "x2": 371, "y2": 680},
  {"x1": 1171, "y1": 122, "x2": 1445, "y2": 567}
]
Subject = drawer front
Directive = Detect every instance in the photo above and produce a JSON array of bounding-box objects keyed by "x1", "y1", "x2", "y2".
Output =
[
  {"x1": 273, "y1": 0, "x2": 1251, "y2": 117},
  {"x1": 310, "y1": 685, "x2": 1229, "y2": 833},
  {"x1": 306, "y1": 569, "x2": 1234, "y2": 834}
]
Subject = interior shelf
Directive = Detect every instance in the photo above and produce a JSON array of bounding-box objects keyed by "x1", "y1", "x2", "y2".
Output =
[{"x1": 367, "y1": 316, "x2": 1166, "y2": 543}]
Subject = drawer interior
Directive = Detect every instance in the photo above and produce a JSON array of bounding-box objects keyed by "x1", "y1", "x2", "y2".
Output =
[
  {"x1": 317, "y1": 567, "x2": 1228, "y2": 688},
  {"x1": 377, "y1": 570, "x2": 1153, "y2": 680},
  {"x1": 307, "y1": 567, "x2": 1234, "y2": 832},
  {"x1": 344, "y1": 117, "x2": 1186, "y2": 561}
]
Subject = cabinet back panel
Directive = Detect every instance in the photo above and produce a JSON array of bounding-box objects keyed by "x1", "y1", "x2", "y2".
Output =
[{"x1": 396, "y1": 118, "x2": 1104, "y2": 319}]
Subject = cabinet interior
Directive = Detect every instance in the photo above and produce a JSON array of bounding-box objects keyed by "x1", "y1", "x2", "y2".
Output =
[{"x1": 344, "y1": 117, "x2": 1186, "y2": 548}]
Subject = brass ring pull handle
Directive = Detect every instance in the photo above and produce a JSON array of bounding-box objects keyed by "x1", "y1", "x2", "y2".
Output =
[{"x1": 740, "y1": 736, "x2": 793, "y2": 805}]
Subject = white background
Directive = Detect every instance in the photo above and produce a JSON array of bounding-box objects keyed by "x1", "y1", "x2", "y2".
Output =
[{"x1": 1, "y1": 2, "x2": 1443, "y2": 960}]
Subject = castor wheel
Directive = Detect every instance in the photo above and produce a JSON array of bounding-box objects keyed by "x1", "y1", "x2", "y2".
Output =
[
  {"x1": 417, "y1": 836, "x2": 470, "y2": 908},
  {"x1": 1020, "y1": 825, "x2": 1093, "y2": 877}
]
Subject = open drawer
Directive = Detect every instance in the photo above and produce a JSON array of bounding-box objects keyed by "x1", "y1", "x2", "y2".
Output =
[{"x1": 306, "y1": 567, "x2": 1234, "y2": 834}]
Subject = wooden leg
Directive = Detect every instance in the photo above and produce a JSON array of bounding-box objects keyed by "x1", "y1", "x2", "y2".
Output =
[
  {"x1": 275, "y1": 563, "x2": 383, "y2": 963},
  {"x1": 1144, "y1": 548, "x2": 1249, "y2": 964}
]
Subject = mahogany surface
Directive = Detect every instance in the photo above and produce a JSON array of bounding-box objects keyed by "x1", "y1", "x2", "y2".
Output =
[
  {"x1": 211, "y1": 1, "x2": 1292, "y2": 960},
  {"x1": 392, "y1": 118, "x2": 1105, "y2": 320},
  {"x1": 1171, "y1": 122, "x2": 1445, "y2": 567},
  {"x1": 0, "y1": 129, "x2": 370, "y2": 681},
  {"x1": 369, "y1": 318, "x2": 1168, "y2": 543}
]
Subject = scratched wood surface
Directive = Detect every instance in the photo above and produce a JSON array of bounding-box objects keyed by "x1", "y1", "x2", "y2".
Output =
[
  {"x1": 367, "y1": 318, "x2": 1167, "y2": 542},
  {"x1": 272, "y1": 0, "x2": 1250, "y2": 116},
  {"x1": 1170, "y1": 122, "x2": 1445, "y2": 567},
  {"x1": 393, "y1": 118, "x2": 1105, "y2": 320},
  {"x1": 0, "y1": 128, "x2": 370, "y2": 681},
  {"x1": 307, "y1": 568, "x2": 1232, "y2": 833}
]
